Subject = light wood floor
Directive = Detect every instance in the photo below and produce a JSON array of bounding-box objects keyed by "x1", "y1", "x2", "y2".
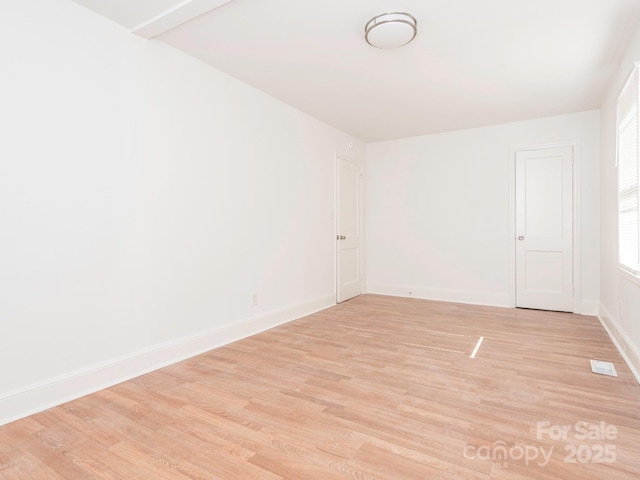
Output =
[{"x1": 1, "y1": 295, "x2": 639, "y2": 479}]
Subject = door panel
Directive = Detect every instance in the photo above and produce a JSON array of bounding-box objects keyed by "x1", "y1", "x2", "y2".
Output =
[
  {"x1": 515, "y1": 146, "x2": 573, "y2": 312},
  {"x1": 525, "y1": 156, "x2": 564, "y2": 237},
  {"x1": 337, "y1": 157, "x2": 362, "y2": 303}
]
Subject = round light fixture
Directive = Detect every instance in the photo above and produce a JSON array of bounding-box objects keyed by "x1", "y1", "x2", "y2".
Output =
[{"x1": 365, "y1": 12, "x2": 417, "y2": 49}]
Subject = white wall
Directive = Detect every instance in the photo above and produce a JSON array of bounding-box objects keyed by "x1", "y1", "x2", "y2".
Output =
[
  {"x1": 599, "y1": 22, "x2": 640, "y2": 382},
  {"x1": 366, "y1": 111, "x2": 600, "y2": 310},
  {"x1": 0, "y1": 0, "x2": 363, "y2": 425}
]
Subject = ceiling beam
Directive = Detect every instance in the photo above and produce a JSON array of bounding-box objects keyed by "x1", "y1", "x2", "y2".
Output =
[{"x1": 131, "y1": 0, "x2": 233, "y2": 39}]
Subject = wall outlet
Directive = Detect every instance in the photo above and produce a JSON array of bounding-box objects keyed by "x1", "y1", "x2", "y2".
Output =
[{"x1": 251, "y1": 293, "x2": 259, "y2": 307}]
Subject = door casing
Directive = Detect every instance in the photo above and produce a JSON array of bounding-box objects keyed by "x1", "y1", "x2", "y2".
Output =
[
  {"x1": 335, "y1": 155, "x2": 364, "y2": 303},
  {"x1": 509, "y1": 140, "x2": 582, "y2": 313}
]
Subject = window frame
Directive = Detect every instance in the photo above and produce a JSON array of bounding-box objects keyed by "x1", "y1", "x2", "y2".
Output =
[{"x1": 617, "y1": 63, "x2": 640, "y2": 278}]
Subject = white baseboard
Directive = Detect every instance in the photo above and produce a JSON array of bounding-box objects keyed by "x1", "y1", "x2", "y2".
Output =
[
  {"x1": 597, "y1": 303, "x2": 640, "y2": 385},
  {"x1": 0, "y1": 295, "x2": 335, "y2": 427},
  {"x1": 366, "y1": 283, "x2": 512, "y2": 308},
  {"x1": 580, "y1": 301, "x2": 599, "y2": 316}
]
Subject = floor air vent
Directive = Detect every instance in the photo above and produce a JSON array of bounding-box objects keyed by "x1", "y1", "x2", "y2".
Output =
[{"x1": 590, "y1": 360, "x2": 618, "y2": 377}]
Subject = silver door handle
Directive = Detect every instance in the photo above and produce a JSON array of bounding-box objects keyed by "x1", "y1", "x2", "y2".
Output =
[
  {"x1": 517, "y1": 236, "x2": 525, "y2": 241},
  {"x1": 337, "y1": 235, "x2": 346, "y2": 240}
]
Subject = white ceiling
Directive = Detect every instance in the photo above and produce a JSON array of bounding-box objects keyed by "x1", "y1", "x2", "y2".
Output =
[{"x1": 73, "y1": 0, "x2": 640, "y2": 142}]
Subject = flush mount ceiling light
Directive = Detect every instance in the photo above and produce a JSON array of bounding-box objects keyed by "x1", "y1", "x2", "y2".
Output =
[{"x1": 365, "y1": 12, "x2": 417, "y2": 49}]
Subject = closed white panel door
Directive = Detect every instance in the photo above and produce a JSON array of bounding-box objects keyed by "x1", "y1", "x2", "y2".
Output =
[
  {"x1": 337, "y1": 157, "x2": 362, "y2": 303},
  {"x1": 515, "y1": 146, "x2": 573, "y2": 312}
]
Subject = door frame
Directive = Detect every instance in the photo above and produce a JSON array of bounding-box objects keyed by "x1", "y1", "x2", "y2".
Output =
[
  {"x1": 335, "y1": 154, "x2": 365, "y2": 303},
  {"x1": 508, "y1": 140, "x2": 582, "y2": 313}
]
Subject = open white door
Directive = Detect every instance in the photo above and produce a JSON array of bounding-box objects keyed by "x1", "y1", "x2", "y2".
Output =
[
  {"x1": 515, "y1": 146, "x2": 573, "y2": 312},
  {"x1": 337, "y1": 157, "x2": 362, "y2": 303}
]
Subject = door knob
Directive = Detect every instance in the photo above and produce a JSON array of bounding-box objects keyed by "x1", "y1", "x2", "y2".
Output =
[{"x1": 517, "y1": 236, "x2": 525, "y2": 241}]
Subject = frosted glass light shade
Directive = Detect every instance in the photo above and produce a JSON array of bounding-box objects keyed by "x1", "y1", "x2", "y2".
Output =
[{"x1": 365, "y1": 12, "x2": 417, "y2": 49}]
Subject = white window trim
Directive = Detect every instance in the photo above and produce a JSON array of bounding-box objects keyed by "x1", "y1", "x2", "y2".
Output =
[{"x1": 616, "y1": 62, "x2": 640, "y2": 278}]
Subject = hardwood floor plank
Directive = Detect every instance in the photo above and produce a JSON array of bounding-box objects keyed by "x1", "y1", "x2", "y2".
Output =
[{"x1": 1, "y1": 295, "x2": 639, "y2": 479}]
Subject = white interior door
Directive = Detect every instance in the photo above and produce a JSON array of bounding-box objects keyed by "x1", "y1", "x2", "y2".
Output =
[
  {"x1": 515, "y1": 146, "x2": 573, "y2": 312},
  {"x1": 337, "y1": 157, "x2": 362, "y2": 303}
]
